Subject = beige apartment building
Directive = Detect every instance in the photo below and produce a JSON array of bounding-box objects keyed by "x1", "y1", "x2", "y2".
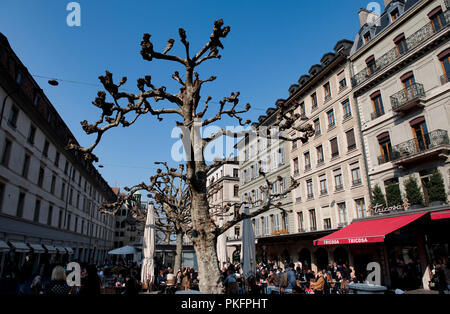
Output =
[
  {"x1": 349, "y1": 0, "x2": 450, "y2": 203},
  {"x1": 267, "y1": 39, "x2": 371, "y2": 272},
  {"x1": 0, "y1": 33, "x2": 117, "y2": 277},
  {"x1": 236, "y1": 109, "x2": 294, "y2": 265},
  {"x1": 206, "y1": 158, "x2": 240, "y2": 264}
]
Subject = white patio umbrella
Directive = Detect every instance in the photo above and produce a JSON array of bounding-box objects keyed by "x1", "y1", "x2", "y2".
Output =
[
  {"x1": 141, "y1": 204, "x2": 155, "y2": 286},
  {"x1": 108, "y1": 245, "x2": 136, "y2": 255},
  {"x1": 240, "y1": 207, "x2": 256, "y2": 280},
  {"x1": 216, "y1": 217, "x2": 228, "y2": 268}
]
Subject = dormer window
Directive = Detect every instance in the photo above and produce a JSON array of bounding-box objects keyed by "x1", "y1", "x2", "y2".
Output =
[
  {"x1": 390, "y1": 8, "x2": 399, "y2": 22},
  {"x1": 428, "y1": 6, "x2": 446, "y2": 32},
  {"x1": 363, "y1": 32, "x2": 371, "y2": 44}
]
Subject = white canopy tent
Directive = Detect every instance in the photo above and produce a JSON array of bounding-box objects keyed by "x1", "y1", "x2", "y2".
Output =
[
  {"x1": 240, "y1": 207, "x2": 256, "y2": 280},
  {"x1": 108, "y1": 245, "x2": 137, "y2": 255},
  {"x1": 141, "y1": 204, "x2": 155, "y2": 285}
]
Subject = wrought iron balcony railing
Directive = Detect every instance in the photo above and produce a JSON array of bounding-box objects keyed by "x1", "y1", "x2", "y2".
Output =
[
  {"x1": 391, "y1": 129, "x2": 449, "y2": 161},
  {"x1": 351, "y1": 10, "x2": 450, "y2": 87},
  {"x1": 311, "y1": 104, "x2": 318, "y2": 112},
  {"x1": 296, "y1": 196, "x2": 302, "y2": 203},
  {"x1": 324, "y1": 94, "x2": 332, "y2": 103},
  {"x1": 378, "y1": 154, "x2": 391, "y2": 165},
  {"x1": 371, "y1": 111, "x2": 385, "y2": 120},
  {"x1": 335, "y1": 184, "x2": 344, "y2": 191},
  {"x1": 390, "y1": 83, "x2": 426, "y2": 111},
  {"x1": 343, "y1": 112, "x2": 352, "y2": 122},
  {"x1": 307, "y1": 193, "x2": 314, "y2": 200}
]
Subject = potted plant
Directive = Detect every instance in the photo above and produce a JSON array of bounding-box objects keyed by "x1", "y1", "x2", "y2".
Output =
[
  {"x1": 385, "y1": 182, "x2": 402, "y2": 207},
  {"x1": 371, "y1": 184, "x2": 386, "y2": 207},
  {"x1": 427, "y1": 170, "x2": 447, "y2": 206},
  {"x1": 404, "y1": 175, "x2": 424, "y2": 209}
]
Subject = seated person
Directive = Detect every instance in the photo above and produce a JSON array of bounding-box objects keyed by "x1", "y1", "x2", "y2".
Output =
[
  {"x1": 309, "y1": 274, "x2": 325, "y2": 293},
  {"x1": 266, "y1": 270, "x2": 280, "y2": 294}
]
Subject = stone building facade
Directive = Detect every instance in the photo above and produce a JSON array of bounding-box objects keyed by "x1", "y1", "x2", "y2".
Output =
[
  {"x1": 206, "y1": 158, "x2": 240, "y2": 264},
  {"x1": 0, "y1": 33, "x2": 116, "y2": 277},
  {"x1": 349, "y1": 0, "x2": 450, "y2": 205},
  {"x1": 236, "y1": 107, "x2": 294, "y2": 265}
]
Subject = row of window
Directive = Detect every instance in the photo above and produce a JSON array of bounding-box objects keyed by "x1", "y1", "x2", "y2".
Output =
[
  {"x1": 292, "y1": 129, "x2": 357, "y2": 175},
  {"x1": 5, "y1": 103, "x2": 106, "y2": 202},
  {"x1": 241, "y1": 148, "x2": 285, "y2": 184},
  {"x1": 241, "y1": 177, "x2": 288, "y2": 206},
  {"x1": 292, "y1": 99, "x2": 353, "y2": 150},
  {"x1": 252, "y1": 211, "x2": 289, "y2": 236},
  {"x1": 297, "y1": 198, "x2": 366, "y2": 232},
  {"x1": 0, "y1": 183, "x2": 113, "y2": 240},
  {"x1": 361, "y1": 4, "x2": 446, "y2": 47},
  {"x1": 294, "y1": 164, "x2": 362, "y2": 201},
  {"x1": 294, "y1": 72, "x2": 348, "y2": 119}
]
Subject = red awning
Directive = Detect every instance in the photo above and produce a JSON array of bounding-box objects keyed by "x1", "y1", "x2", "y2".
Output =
[
  {"x1": 431, "y1": 210, "x2": 450, "y2": 220},
  {"x1": 314, "y1": 213, "x2": 427, "y2": 246}
]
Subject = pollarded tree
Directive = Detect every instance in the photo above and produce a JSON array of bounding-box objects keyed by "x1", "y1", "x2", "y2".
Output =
[
  {"x1": 67, "y1": 20, "x2": 312, "y2": 293},
  {"x1": 101, "y1": 162, "x2": 192, "y2": 274}
]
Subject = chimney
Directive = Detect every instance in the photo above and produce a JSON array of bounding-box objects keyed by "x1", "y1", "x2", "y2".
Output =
[
  {"x1": 358, "y1": 8, "x2": 380, "y2": 27},
  {"x1": 359, "y1": 8, "x2": 370, "y2": 27}
]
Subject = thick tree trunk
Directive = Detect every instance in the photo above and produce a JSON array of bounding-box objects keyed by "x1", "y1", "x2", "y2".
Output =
[
  {"x1": 190, "y1": 182, "x2": 223, "y2": 294},
  {"x1": 174, "y1": 231, "x2": 183, "y2": 272}
]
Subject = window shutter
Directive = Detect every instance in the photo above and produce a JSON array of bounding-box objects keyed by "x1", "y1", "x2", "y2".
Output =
[
  {"x1": 346, "y1": 129, "x2": 356, "y2": 148},
  {"x1": 330, "y1": 138, "x2": 339, "y2": 156}
]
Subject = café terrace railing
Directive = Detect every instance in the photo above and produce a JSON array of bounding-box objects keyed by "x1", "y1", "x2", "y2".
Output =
[
  {"x1": 351, "y1": 10, "x2": 450, "y2": 87},
  {"x1": 391, "y1": 129, "x2": 450, "y2": 161},
  {"x1": 390, "y1": 82, "x2": 426, "y2": 111}
]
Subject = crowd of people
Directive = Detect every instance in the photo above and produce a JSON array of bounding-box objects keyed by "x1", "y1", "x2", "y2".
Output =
[
  {"x1": 1, "y1": 257, "x2": 448, "y2": 294},
  {"x1": 220, "y1": 260, "x2": 361, "y2": 295},
  {"x1": 154, "y1": 266, "x2": 200, "y2": 293},
  {"x1": 0, "y1": 258, "x2": 142, "y2": 295}
]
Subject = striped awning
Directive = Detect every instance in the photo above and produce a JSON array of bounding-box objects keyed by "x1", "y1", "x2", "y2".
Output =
[
  {"x1": 43, "y1": 244, "x2": 57, "y2": 253},
  {"x1": 0, "y1": 240, "x2": 10, "y2": 252},
  {"x1": 9, "y1": 241, "x2": 30, "y2": 252},
  {"x1": 55, "y1": 246, "x2": 67, "y2": 254},
  {"x1": 28, "y1": 243, "x2": 46, "y2": 253}
]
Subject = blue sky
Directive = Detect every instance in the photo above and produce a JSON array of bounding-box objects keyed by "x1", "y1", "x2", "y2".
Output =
[{"x1": 0, "y1": 0, "x2": 380, "y2": 192}]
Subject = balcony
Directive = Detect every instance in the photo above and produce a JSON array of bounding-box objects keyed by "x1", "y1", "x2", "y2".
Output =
[
  {"x1": 390, "y1": 83, "x2": 426, "y2": 113},
  {"x1": 352, "y1": 179, "x2": 362, "y2": 186},
  {"x1": 391, "y1": 129, "x2": 450, "y2": 166},
  {"x1": 371, "y1": 111, "x2": 385, "y2": 120},
  {"x1": 293, "y1": 169, "x2": 299, "y2": 177},
  {"x1": 351, "y1": 10, "x2": 450, "y2": 87},
  {"x1": 272, "y1": 229, "x2": 289, "y2": 236},
  {"x1": 378, "y1": 154, "x2": 391, "y2": 165},
  {"x1": 307, "y1": 193, "x2": 314, "y2": 200},
  {"x1": 324, "y1": 94, "x2": 332, "y2": 103},
  {"x1": 328, "y1": 122, "x2": 336, "y2": 130},
  {"x1": 320, "y1": 189, "x2": 328, "y2": 196},
  {"x1": 305, "y1": 164, "x2": 312, "y2": 172},
  {"x1": 311, "y1": 104, "x2": 318, "y2": 112},
  {"x1": 335, "y1": 184, "x2": 344, "y2": 192},
  {"x1": 343, "y1": 113, "x2": 352, "y2": 123},
  {"x1": 295, "y1": 196, "x2": 302, "y2": 203}
]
